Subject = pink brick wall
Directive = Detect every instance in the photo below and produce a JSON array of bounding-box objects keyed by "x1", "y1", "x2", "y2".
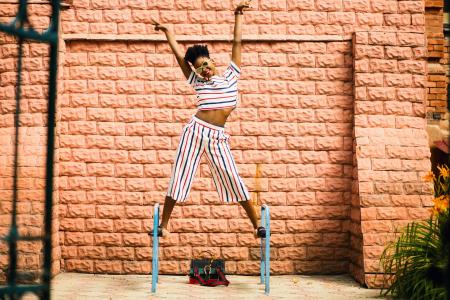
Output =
[
  {"x1": 60, "y1": 0, "x2": 426, "y2": 37},
  {"x1": 0, "y1": 0, "x2": 433, "y2": 287},
  {"x1": 351, "y1": 31, "x2": 432, "y2": 287},
  {"x1": 58, "y1": 39, "x2": 353, "y2": 275}
]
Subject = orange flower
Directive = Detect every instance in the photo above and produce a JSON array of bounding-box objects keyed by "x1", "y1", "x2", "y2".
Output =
[
  {"x1": 422, "y1": 171, "x2": 435, "y2": 182},
  {"x1": 432, "y1": 195, "x2": 449, "y2": 216},
  {"x1": 437, "y1": 165, "x2": 450, "y2": 179}
]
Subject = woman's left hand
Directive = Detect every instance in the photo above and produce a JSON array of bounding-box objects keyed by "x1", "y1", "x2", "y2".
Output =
[{"x1": 235, "y1": 0, "x2": 251, "y2": 13}]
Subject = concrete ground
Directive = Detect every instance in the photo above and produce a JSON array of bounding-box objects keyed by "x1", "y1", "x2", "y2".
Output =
[{"x1": 46, "y1": 273, "x2": 387, "y2": 300}]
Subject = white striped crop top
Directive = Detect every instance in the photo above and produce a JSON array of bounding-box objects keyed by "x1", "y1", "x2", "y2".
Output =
[{"x1": 187, "y1": 61, "x2": 241, "y2": 110}]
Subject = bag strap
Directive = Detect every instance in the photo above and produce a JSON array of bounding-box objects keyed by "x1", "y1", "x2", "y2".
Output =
[
  {"x1": 216, "y1": 267, "x2": 229, "y2": 285},
  {"x1": 192, "y1": 265, "x2": 229, "y2": 287},
  {"x1": 207, "y1": 267, "x2": 229, "y2": 287},
  {"x1": 193, "y1": 267, "x2": 208, "y2": 286}
]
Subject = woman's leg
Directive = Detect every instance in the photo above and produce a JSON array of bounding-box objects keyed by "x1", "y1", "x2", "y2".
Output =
[
  {"x1": 161, "y1": 119, "x2": 205, "y2": 235},
  {"x1": 160, "y1": 195, "x2": 177, "y2": 230},
  {"x1": 239, "y1": 200, "x2": 258, "y2": 230},
  {"x1": 204, "y1": 129, "x2": 262, "y2": 236}
]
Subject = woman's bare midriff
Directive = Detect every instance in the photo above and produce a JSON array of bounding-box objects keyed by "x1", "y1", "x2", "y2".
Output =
[{"x1": 195, "y1": 108, "x2": 235, "y2": 127}]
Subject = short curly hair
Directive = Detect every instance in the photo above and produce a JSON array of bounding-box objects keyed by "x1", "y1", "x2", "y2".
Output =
[{"x1": 184, "y1": 44, "x2": 210, "y2": 65}]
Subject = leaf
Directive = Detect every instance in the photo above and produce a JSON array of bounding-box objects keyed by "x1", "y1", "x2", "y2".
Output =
[{"x1": 379, "y1": 216, "x2": 448, "y2": 300}]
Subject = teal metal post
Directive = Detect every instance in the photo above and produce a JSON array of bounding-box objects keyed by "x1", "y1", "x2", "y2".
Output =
[
  {"x1": 151, "y1": 203, "x2": 160, "y2": 293},
  {"x1": 263, "y1": 205, "x2": 270, "y2": 295},
  {"x1": 260, "y1": 207, "x2": 266, "y2": 284},
  {"x1": 260, "y1": 205, "x2": 270, "y2": 295}
]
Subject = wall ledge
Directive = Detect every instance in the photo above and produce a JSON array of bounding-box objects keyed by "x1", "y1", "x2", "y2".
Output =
[{"x1": 63, "y1": 34, "x2": 352, "y2": 42}]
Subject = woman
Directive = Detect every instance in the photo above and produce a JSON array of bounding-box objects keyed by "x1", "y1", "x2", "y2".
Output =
[{"x1": 151, "y1": 0, "x2": 265, "y2": 239}]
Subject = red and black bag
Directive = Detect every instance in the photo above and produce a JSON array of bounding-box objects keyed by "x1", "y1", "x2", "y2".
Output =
[{"x1": 188, "y1": 259, "x2": 229, "y2": 287}]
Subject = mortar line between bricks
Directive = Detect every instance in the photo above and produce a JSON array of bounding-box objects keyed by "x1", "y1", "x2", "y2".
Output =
[{"x1": 63, "y1": 34, "x2": 352, "y2": 42}]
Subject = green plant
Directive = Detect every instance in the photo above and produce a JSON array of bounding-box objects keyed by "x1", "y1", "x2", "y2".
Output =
[{"x1": 379, "y1": 165, "x2": 449, "y2": 300}]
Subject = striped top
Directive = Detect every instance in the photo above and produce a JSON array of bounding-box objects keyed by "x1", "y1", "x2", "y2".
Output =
[{"x1": 187, "y1": 61, "x2": 241, "y2": 110}]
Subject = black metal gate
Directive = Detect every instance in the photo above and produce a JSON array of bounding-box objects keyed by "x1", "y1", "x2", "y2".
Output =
[{"x1": 0, "y1": 0, "x2": 60, "y2": 299}]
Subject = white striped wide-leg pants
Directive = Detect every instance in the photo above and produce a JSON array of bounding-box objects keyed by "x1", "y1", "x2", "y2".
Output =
[{"x1": 166, "y1": 116, "x2": 250, "y2": 203}]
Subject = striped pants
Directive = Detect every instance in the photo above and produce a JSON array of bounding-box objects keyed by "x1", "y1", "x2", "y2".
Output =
[{"x1": 167, "y1": 116, "x2": 250, "y2": 203}]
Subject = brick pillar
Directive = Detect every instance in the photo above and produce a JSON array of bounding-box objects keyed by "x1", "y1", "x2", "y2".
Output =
[
  {"x1": 425, "y1": 0, "x2": 448, "y2": 144},
  {"x1": 351, "y1": 31, "x2": 433, "y2": 288}
]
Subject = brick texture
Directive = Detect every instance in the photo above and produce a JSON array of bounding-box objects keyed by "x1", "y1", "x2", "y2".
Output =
[
  {"x1": 59, "y1": 0, "x2": 427, "y2": 37},
  {"x1": 0, "y1": 0, "x2": 433, "y2": 288},
  {"x1": 59, "y1": 39, "x2": 353, "y2": 276},
  {"x1": 351, "y1": 30, "x2": 431, "y2": 287},
  {"x1": 424, "y1": 0, "x2": 448, "y2": 144}
]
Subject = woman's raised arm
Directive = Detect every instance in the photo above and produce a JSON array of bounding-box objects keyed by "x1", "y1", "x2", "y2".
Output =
[
  {"x1": 232, "y1": 0, "x2": 251, "y2": 68},
  {"x1": 152, "y1": 20, "x2": 192, "y2": 80}
]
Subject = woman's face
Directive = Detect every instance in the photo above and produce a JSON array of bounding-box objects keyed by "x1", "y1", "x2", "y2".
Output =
[{"x1": 193, "y1": 56, "x2": 216, "y2": 80}]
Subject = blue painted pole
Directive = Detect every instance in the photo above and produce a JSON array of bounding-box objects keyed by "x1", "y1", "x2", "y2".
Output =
[
  {"x1": 156, "y1": 203, "x2": 160, "y2": 284},
  {"x1": 151, "y1": 203, "x2": 159, "y2": 293},
  {"x1": 155, "y1": 212, "x2": 159, "y2": 284},
  {"x1": 260, "y1": 206, "x2": 266, "y2": 284},
  {"x1": 264, "y1": 204, "x2": 270, "y2": 295}
]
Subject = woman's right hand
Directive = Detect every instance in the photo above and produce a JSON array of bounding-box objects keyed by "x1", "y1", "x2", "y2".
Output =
[{"x1": 151, "y1": 19, "x2": 168, "y2": 33}]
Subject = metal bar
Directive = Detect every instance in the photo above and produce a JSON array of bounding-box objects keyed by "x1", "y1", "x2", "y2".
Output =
[
  {"x1": 155, "y1": 205, "x2": 159, "y2": 284},
  {"x1": 2, "y1": 235, "x2": 44, "y2": 242},
  {"x1": 264, "y1": 205, "x2": 271, "y2": 295},
  {"x1": 151, "y1": 203, "x2": 159, "y2": 293},
  {"x1": 41, "y1": 0, "x2": 60, "y2": 297},
  {"x1": 1, "y1": 0, "x2": 51, "y2": 3},
  {"x1": 0, "y1": 0, "x2": 60, "y2": 298},
  {"x1": 0, "y1": 284, "x2": 46, "y2": 295},
  {"x1": 0, "y1": 23, "x2": 56, "y2": 43},
  {"x1": 260, "y1": 207, "x2": 266, "y2": 284}
]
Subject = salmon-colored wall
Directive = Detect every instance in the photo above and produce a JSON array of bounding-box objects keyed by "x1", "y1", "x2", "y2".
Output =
[
  {"x1": 351, "y1": 30, "x2": 432, "y2": 286},
  {"x1": 0, "y1": 0, "x2": 433, "y2": 288},
  {"x1": 59, "y1": 39, "x2": 354, "y2": 276}
]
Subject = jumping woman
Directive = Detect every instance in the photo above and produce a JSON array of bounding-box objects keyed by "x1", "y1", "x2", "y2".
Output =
[{"x1": 151, "y1": 0, "x2": 265, "y2": 239}]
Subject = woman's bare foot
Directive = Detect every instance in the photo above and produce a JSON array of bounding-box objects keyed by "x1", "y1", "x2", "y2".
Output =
[
  {"x1": 149, "y1": 226, "x2": 170, "y2": 237},
  {"x1": 160, "y1": 226, "x2": 170, "y2": 237}
]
